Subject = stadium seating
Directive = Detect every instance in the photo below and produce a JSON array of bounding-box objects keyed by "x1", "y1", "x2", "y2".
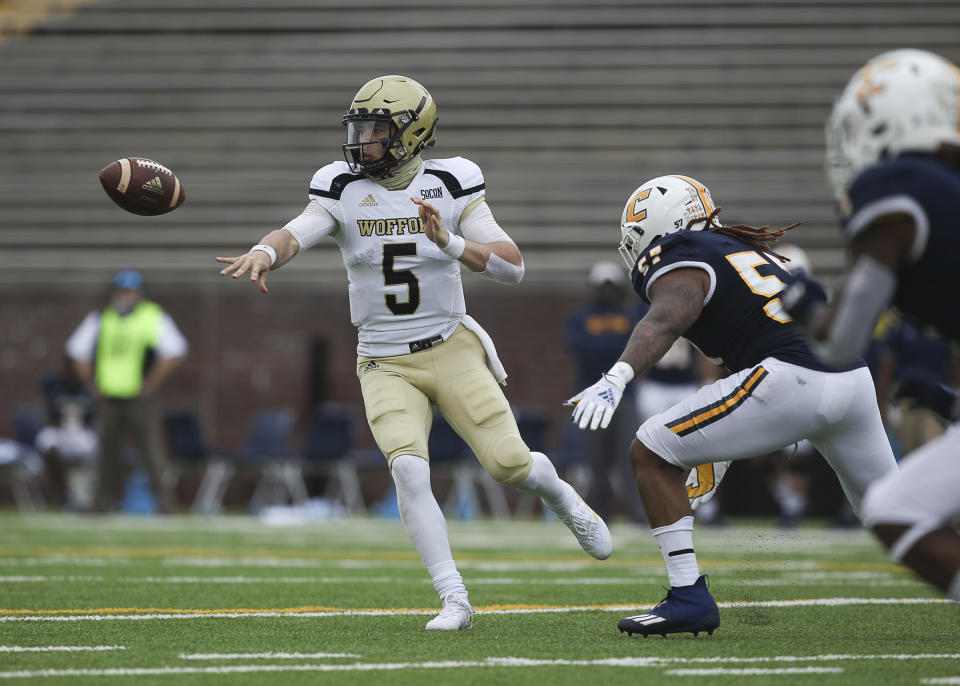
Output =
[
  {"x1": 1, "y1": 1, "x2": 958, "y2": 292},
  {"x1": 240, "y1": 407, "x2": 298, "y2": 511},
  {"x1": 299, "y1": 402, "x2": 380, "y2": 514},
  {"x1": 162, "y1": 409, "x2": 234, "y2": 515}
]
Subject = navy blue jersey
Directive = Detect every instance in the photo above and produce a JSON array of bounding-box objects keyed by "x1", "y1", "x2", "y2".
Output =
[
  {"x1": 566, "y1": 304, "x2": 637, "y2": 388},
  {"x1": 845, "y1": 155, "x2": 960, "y2": 343},
  {"x1": 630, "y1": 230, "x2": 856, "y2": 374}
]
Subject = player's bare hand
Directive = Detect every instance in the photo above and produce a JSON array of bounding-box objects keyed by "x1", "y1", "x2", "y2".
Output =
[
  {"x1": 412, "y1": 196, "x2": 451, "y2": 248},
  {"x1": 216, "y1": 251, "x2": 271, "y2": 294}
]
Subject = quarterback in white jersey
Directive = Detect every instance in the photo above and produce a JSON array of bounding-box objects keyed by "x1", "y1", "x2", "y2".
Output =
[
  {"x1": 217, "y1": 75, "x2": 612, "y2": 631},
  {"x1": 303, "y1": 156, "x2": 487, "y2": 358}
]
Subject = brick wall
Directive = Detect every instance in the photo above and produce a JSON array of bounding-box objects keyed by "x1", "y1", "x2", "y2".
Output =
[{"x1": 1, "y1": 287, "x2": 589, "y2": 457}]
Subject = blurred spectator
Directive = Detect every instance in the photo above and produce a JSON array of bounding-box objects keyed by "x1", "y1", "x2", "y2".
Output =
[
  {"x1": 33, "y1": 361, "x2": 97, "y2": 509},
  {"x1": 875, "y1": 314, "x2": 959, "y2": 455},
  {"x1": 65, "y1": 269, "x2": 187, "y2": 513},
  {"x1": 565, "y1": 261, "x2": 644, "y2": 522}
]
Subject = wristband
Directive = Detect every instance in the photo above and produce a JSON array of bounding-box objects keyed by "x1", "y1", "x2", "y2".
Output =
[
  {"x1": 251, "y1": 244, "x2": 277, "y2": 266},
  {"x1": 604, "y1": 361, "x2": 636, "y2": 388},
  {"x1": 441, "y1": 233, "x2": 466, "y2": 259}
]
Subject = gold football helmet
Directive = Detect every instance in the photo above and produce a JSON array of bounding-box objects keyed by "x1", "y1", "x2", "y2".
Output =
[{"x1": 342, "y1": 75, "x2": 438, "y2": 178}]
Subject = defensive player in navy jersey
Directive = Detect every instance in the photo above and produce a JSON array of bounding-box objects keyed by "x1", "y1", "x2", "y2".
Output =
[
  {"x1": 782, "y1": 49, "x2": 960, "y2": 601},
  {"x1": 566, "y1": 174, "x2": 897, "y2": 637}
]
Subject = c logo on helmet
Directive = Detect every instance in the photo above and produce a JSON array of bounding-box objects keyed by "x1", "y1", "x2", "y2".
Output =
[
  {"x1": 626, "y1": 188, "x2": 651, "y2": 223},
  {"x1": 855, "y1": 57, "x2": 898, "y2": 101}
]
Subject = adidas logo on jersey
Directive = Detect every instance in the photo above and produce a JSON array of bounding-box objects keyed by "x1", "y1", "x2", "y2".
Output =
[
  {"x1": 141, "y1": 176, "x2": 164, "y2": 195},
  {"x1": 359, "y1": 194, "x2": 378, "y2": 207}
]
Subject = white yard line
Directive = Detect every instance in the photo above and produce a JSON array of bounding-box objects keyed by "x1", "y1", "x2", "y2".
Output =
[
  {"x1": 1, "y1": 654, "x2": 958, "y2": 679},
  {"x1": 0, "y1": 597, "x2": 951, "y2": 623},
  {"x1": 0, "y1": 571, "x2": 917, "y2": 588},
  {"x1": 179, "y1": 652, "x2": 361, "y2": 660},
  {"x1": 666, "y1": 667, "x2": 844, "y2": 676},
  {"x1": 0, "y1": 555, "x2": 889, "y2": 573},
  {"x1": 0, "y1": 646, "x2": 126, "y2": 653}
]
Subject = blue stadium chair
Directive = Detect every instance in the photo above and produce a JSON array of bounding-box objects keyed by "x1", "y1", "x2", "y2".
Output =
[
  {"x1": 0, "y1": 439, "x2": 45, "y2": 511},
  {"x1": 429, "y1": 411, "x2": 511, "y2": 520},
  {"x1": 3, "y1": 406, "x2": 47, "y2": 510},
  {"x1": 163, "y1": 409, "x2": 234, "y2": 515},
  {"x1": 12, "y1": 405, "x2": 43, "y2": 447},
  {"x1": 512, "y1": 408, "x2": 556, "y2": 517},
  {"x1": 300, "y1": 403, "x2": 371, "y2": 514},
  {"x1": 551, "y1": 419, "x2": 593, "y2": 499},
  {"x1": 516, "y1": 409, "x2": 551, "y2": 453},
  {"x1": 243, "y1": 408, "x2": 300, "y2": 511}
]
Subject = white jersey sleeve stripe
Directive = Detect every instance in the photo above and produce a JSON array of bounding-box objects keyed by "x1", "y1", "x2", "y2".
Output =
[{"x1": 846, "y1": 194, "x2": 929, "y2": 264}]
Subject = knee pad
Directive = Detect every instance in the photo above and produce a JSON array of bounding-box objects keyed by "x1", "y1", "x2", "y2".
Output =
[
  {"x1": 486, "y1": 434, "x2": 532, "y2": 486},
  {"x1": 391, "y1": 453, "x2": 430, "y2": 491}
]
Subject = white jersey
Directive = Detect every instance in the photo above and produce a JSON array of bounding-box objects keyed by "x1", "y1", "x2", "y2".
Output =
[{"x1": 307, "y1": 157, "x2": 486, "y2": 358}]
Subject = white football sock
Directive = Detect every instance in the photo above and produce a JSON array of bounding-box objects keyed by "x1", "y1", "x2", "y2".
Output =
[
  {"x1": 515, "y1": 451, "x2": 575, "y2": 512},
  {"x1": 391, "y1": 454, "x2": 466, "y2": 598},
  {"x1": 427, "y1": 560, "x2": 466, "y2": 599},
  {"x1": 652, "y1": 515, "x2": 700, "y2": 588},
  {"x1": 948, "y1": 568, "x2": 960, "y2": 602}
]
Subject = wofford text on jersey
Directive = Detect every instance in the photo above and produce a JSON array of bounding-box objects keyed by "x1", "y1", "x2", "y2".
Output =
[{"x1": 357, "y1": 216, "x2": 426, "y2": 237}]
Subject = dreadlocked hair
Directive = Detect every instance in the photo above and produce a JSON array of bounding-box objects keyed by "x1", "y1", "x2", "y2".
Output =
[{"x1": 687, "y1": 207, "x2": 801, "y2": 263}]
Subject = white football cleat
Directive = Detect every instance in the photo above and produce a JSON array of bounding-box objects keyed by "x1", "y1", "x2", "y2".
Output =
[
  {"x1": 556, "y1": 486, "x2": 613, "y2": 560},
  {"x1": 425, "y1": 593, "x2": 474, "y2": 631}
]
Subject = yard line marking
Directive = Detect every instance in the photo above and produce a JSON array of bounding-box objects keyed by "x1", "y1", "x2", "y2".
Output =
[
  {"x1": 0, "y1": 646, "x2": 126, "y2": 653},
  {"x1": 0, "y1": 597, "x2": 951, "y2": 622},
  {"x1": 0, "y1": 552, "x2": 905, "y2": 574},
  {"x1": 923, "y1": 679, "x2": 960, "y2": 685},
  {"x1": 667, "y1": 667, "x2": 844, "y2": 676},
  {"x1": 179, "y1": 652, "x2": 361, "y2": 660},
  {"x1": 1, "y1": 654, "x2": 957, "y2": 679},
  {"x1": 0, "y1": 573, "x2": 918, "y2": 588}
]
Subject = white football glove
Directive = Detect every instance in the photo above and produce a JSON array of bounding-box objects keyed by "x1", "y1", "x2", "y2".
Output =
[
  {"x1": 685, "y1": 460, "x2": 732, "y2": 510},
  {"x1": 565, "y1": 362, "x2": 634, "y2": 430}
]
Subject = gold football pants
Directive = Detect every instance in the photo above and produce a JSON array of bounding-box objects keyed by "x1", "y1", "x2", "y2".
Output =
[{"x1": 357, "y1": 324, "x2": 532, "y2": 485}]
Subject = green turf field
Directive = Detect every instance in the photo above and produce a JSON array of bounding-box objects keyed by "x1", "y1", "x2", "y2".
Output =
[{"x1": 0, "y1": 512, "x2": 957, "y2": 685}]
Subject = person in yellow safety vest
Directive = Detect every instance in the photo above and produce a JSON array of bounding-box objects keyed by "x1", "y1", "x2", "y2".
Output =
[{"x1": 65, "y1": 270, "x2": 187, "y2": 513}]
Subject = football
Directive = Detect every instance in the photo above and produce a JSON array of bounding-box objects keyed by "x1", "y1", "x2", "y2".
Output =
[{"x1": 98, "y1": 157, "x2": 185, "y2": 216}]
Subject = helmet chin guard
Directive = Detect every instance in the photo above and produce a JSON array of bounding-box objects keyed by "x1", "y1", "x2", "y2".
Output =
[{"x1": 342, "y1": 75, "x2": 438, "y2": 178}]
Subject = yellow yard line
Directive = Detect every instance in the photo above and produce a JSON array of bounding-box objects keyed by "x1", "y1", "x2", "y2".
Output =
[{"x1": 0, "y1": 597, "x2": 948, "y2": 618}]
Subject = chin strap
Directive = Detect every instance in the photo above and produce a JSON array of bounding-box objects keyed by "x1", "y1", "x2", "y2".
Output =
[{"x1": 374, "y1": 157, "x2": 423, "y2": 191}]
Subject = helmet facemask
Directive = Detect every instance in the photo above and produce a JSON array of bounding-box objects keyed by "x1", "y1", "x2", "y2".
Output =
[{"x1": 343, "y1": 115, "x2": 405, "y2": 177}]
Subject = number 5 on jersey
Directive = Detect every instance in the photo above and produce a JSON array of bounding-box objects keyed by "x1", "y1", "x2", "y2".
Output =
[
  {"x1": 383, "y1": 243, "x2": 420, "y2": 315},
  {"x1": 726, "y1": 251, "x2": 792, "y2": 323}
]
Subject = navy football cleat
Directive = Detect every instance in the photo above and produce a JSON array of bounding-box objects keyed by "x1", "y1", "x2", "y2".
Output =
[{"x1": 618, "y1": 575, "x2": 719, "y2": 638}]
